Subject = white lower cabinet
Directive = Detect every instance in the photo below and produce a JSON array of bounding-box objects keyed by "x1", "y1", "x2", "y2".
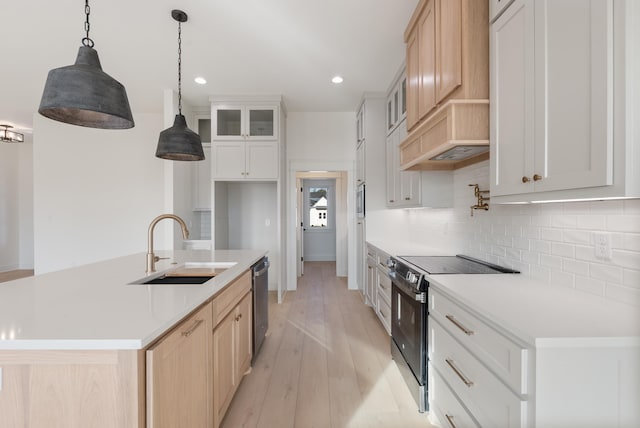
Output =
[
  {"x1": 430, "y1": 319, "x2": 525, "y2": 428},
  {"x1": 365, "y1": 243, "x2": 392, "y2": 335},
  {"x1": 428, "y1": 285, "x2": 640, "y2": 428},
  {"x1": 430, "y1": 366, "x2": 480, "y2": 428}
]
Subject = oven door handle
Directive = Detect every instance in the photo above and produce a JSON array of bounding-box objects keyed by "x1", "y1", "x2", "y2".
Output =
[{"x1": 388, "y1": 272, "x2": 426, "y2": 303}]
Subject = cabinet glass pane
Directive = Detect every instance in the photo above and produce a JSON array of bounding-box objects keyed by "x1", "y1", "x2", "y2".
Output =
[
  {"x1": 393, "y1": 90, "x2": 399, "y2": 123},
  {"x1": 197, "y1": 118, "x2": 211, "y2": 142},
  {"x1": 387, "y1": 100, "x2": 393, "y2": 130},
  {"x1": 217, "y1": 109, "x2": 242, "y2": 136},
  {"x1": 401, "y1": 78, "x2": 407, "y2": 115},
  {"x1": 249, "y1": 109, "x2": 274, "y2": 137}
]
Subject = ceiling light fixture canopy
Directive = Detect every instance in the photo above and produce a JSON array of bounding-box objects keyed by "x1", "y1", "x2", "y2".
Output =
[
  {"x1": 38, "y1": 0, "x2": 134, "y2": 129},
  {"x1": 0, "y1": 125, "x2": 24, "y2": 143},
  {"x1": 155, "y1": 9, "x2": 204, "y2": 161}
]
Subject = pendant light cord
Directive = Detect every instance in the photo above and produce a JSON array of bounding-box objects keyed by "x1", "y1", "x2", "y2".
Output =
[
  {"x1": 82, "y1": 0, "x2": 94, "y2": 48},
  {"x1": 177, "y1": 20, "x2": 182, "y2": 115}
]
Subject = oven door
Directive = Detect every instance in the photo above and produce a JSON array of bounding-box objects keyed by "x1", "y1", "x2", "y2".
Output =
[{"x1": 390, "y1": 272, "x2": 427, "y2": 384}]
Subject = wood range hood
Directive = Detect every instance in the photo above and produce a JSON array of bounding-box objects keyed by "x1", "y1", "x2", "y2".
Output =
[{"x1": 399, "y1": 99, "x2": 489, "y2": 171}]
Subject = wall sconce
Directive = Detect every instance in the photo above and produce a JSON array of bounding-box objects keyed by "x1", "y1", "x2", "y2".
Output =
[
  {"x1": 0, "y1": 125, "x2": 24, "y2": 143},
  {"x1": 468, "y1": 184, "x2": 490, "y2": 216}
]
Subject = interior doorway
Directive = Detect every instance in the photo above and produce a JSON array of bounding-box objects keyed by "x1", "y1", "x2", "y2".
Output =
[
  {"x1": 293, "y1": 171, "x2": 348, "y2": 282},
  {"x1": 301, "y1": 179, "x2": 337, "y2": 264}
]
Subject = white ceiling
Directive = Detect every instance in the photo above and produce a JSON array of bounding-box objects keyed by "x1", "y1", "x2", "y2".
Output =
[{"x1": 1, "y1": 0, "x2": 418, "y2": 133}]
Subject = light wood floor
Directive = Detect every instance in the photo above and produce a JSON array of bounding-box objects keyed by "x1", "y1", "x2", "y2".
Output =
[
  {"x1": 0, "y1": 269, "x2": 34, "y2": 283},
  {"x1": 221, "y1": 261, "x2": 434, "y2": 428}
]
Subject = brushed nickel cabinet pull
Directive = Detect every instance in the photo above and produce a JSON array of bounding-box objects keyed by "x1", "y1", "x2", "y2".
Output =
[
  {"x1": 445, "y1": 414, "x2": 457, "y2": 428},
  {"x1": 446, "y1": 358, "x2": 474, "y2": 387},
  {"x1": 181, "y1": 319, "x2": 204, "y2": 337},
  {"x1": 445, "y1": 314, "x2": 474, "y2": 336}
]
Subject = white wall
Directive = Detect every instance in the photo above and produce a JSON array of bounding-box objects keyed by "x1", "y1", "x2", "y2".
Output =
[
  {"x1": 0, "y1": 138, "x2": 33, "y2": 272},
  {"x1": 0, "y1": 143, "x2": 20, "y2": 271},
  {"x1": 287, "y1": 112, "x2": 356, "y2": 160},
  {"x1": 286, "y1": 112, "x2": 356, "y2": 290},
  {"x1": 33, "y1": 114, "x2": 166, "y2": 274},
  {"x1": 367, "y1": 160, "x2": 640, "y2": 307},
  {"x1": 18, "y1": 141, "x2": 34, "y2": 269},
  {"x1": 215, "y1": 181, "x2": 279, "y2": 289}
]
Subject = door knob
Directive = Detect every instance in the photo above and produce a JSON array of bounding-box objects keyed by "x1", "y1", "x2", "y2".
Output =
[
  {"x1": 522, "y1": 176, "x2": 530, "y2": 183},
  {"x1": 533, "y1": 174, "x2": 542, "y2": 181}
]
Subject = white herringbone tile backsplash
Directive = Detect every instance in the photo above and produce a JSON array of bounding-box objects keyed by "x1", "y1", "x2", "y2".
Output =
[{"x1": 368, "y1": 161, "x2": 640, "y2": 306}]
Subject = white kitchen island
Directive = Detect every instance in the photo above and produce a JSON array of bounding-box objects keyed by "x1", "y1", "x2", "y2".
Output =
[{"x1": 0, "y1": 249, "x2": 266, "y2": 428}]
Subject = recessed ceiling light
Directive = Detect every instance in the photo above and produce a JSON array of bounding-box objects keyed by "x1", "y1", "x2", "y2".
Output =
[
  {"x1": 331, "y1": 76, "x2": 344, "y2": 84},
  {"x1": 194, "y1": 76, "x2": 207, "y2": 85}
]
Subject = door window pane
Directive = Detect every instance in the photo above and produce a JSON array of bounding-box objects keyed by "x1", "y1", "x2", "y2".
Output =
[{"x1": 308, "y1": 187, "x2": 329, "y2": 228}]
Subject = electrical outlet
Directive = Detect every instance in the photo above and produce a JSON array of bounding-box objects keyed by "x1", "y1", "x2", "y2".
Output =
[{"x1": 594, "y1": 232, "x2": 612, "y2": 261}]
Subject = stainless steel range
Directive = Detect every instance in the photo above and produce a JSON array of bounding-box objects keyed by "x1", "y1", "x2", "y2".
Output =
[{"x1": 387, "y1": 254, "x2": 519, "y2": 412}]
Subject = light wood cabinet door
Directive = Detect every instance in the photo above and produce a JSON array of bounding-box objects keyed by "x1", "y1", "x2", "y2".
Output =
[
  {"x1": 236, "y1": 292, "x2": 253, "y2": 377},
  {"x1": 213, "y1": 309, "x2": 236, "y2": 428},
  {"x1": 435, "y1": 0, "x2": 463, "y2": 103},
  {"x1": 419, "y1": 0, "x2": 436, "y2": 119},
  {"x1": 406, "y1": 29, "x2": 420, "y2": 130},
  {"x1": 213, "y1": 290, "x2": 253, "y2": 428},
  {"x1": 147, "y1": 302, "x2": 212, "y2": 428}
]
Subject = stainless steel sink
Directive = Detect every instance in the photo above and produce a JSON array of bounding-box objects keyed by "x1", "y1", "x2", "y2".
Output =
[{"x1": 130, "y1": 261, "x2": 237, "y2": 285}]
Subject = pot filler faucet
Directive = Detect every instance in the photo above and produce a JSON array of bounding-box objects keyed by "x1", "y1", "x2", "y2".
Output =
[{"x1": 146, "y1": 214, "x2": 189, "y2": 273}]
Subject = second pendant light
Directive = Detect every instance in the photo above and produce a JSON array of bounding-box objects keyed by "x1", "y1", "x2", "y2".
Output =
[{"x1": 156, "y1": 9, "x2": 204, "y2": 161}]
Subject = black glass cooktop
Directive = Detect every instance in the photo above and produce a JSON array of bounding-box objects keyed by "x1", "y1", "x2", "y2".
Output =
[{"x1": 398, "y1": 255, "x2": 519, "y2": 274}]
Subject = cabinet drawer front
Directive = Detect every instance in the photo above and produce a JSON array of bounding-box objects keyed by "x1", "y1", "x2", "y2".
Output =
[
  {"x1": 377, "y1": 291, "x2": 392, "y2": 334},
  {"x1": 377, "y1": 271, "x2": 392, "y2": 305},
  {"x1": 431, "y1": 318, "x2": 526, "y2": 428},
  {"x1": 430, "y1": 288, "x2": 527, "y2": 394},
  {"x1": 430, "y1": 366, "x2": 480, "y2": 428},
  {"x1": 212, "y1": 271, "x2": 251, "y2": 326}
]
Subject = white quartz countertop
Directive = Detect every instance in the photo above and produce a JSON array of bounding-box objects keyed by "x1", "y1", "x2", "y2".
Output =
[
  {"x1": 427, "y1": 274, "x2": 640, "y2": 348},
  {"x1": 366, "y1": 240, "x2": 639, "y2": 347},
  {"x1": 0, "y1": 250, "x2": 266, "y2": 350}
]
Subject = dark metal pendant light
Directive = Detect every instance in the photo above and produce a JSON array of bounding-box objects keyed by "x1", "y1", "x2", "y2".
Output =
[
  {"x1": 38, "y1": 0, "x2": 134, "y2": 129},
  {"x1": 155, "y1": 10, "x2": 204, "y2": 161}
]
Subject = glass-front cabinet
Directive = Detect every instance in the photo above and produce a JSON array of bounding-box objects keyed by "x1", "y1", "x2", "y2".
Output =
[{"x1": 213, "y1": 105, "x2": 278, "y2": 140}]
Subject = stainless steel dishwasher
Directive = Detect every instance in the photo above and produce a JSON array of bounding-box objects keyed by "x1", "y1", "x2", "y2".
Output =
[{"x1": 251, "y1": 257, "x2": 269, "y2": 363}]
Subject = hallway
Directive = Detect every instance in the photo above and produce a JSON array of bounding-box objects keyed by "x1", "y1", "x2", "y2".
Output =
[{"x1": 221, "y1": 262, "x2": 433, "y2": 428}]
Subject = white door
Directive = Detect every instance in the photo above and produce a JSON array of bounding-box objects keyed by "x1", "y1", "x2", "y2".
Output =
[
  {"x1": 212, "y1": 142, "x2": 245, "y2": 179},
  {"x1": 296, "y1": 178, "x2": 304, "y2": 276},
  {"x1": 302, "y1": 179, "x2": 337, "y2": 262}
]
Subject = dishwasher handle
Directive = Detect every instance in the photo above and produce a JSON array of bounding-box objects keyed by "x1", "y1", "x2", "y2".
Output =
[{"x1": 253, "y1": 259, "x2": 270, "y2": 277}]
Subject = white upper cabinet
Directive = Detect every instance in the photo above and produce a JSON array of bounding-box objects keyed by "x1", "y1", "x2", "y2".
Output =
[
  {"x1": 491, "y1": 0, "x2": 639, "y2": 202},
  {"x1": 213, "y1": 105, "x2": 278, "y2": 140},
  {"x1": 211, "y1": 141, "x2": 278, "y2": 180},
  {"x1": 386, "y1": 75, "x2": 407, "y2": 135}
]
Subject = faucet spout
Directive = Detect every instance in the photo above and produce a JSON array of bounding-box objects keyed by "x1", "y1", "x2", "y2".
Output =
[{"x1": 146, "y1": 214, "x2": 190, "y2": 273}]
